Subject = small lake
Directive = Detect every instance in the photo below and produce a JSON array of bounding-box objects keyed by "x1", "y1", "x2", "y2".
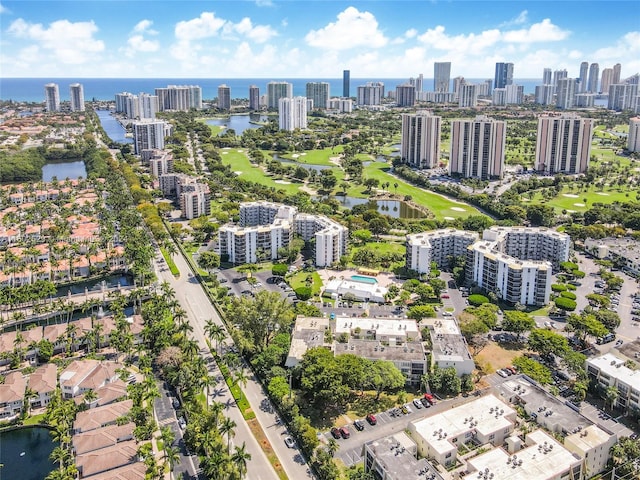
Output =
[
  {"x1": 95, "y1": 109, "x2": 133, "y2": 144},
  {"x1": 42, "y1": 160, "x2": 87, "y2": 182},
  {"x1": 317, "y1": 196, "x2": 425, "y2": 219},
  {"x1": 55, "y1": 273, "x2": 134, "y2": 297},
  {"x1": 0, "y1": 427, "x2": 56, "y2": 480},
  {"x1": 205, "y1": 114, "x2": 270, "y2": 136}
]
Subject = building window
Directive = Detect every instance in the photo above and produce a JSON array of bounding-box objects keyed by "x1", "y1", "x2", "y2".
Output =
[
  {"x1": 489, "y1": 434, "x2": 495, "y2": 440},
  {"x1": 445, "y1": 453, "x2": 452, "y2": 458}
]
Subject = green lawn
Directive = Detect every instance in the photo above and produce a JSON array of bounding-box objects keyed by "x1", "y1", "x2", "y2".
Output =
[
  {"x1": 288, "y1": 270, "x2": 322, "y2": 295},
  {"x1": 351, "y1": 240, "x2": 406, "y2": 256},
  {"x1": 525, "y1": 184, "x2": 637, "y2": 213},
  {"x1": 270, "y1": 146, "x2": 343, "y2": 166}
]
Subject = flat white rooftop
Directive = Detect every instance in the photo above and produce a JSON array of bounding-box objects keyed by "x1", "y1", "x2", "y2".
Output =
[
  {"x1": 565, "y1": 424, "x2": 613, "y2": 451},
  {"x1": 467, "y1": 430, "x2": 581, "y2": 480},
  {"x1": 334, "y1": 316, "x2": 419, "y2": 337},
  {"x1": 587, "y1": 353, "x2": 640, "y2": 387}
]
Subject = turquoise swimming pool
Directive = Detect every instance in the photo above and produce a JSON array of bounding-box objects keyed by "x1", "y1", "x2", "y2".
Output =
[{"x1": 351, "y1": 275, "x2": 378, "y2": 284}]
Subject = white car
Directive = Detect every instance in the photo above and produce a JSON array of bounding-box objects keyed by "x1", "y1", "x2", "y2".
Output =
[
  {"x1": 497, "y1": 369, "x2": 509, "y2": 378},
  {"x1": 284, "y1": 436, "x2": 295, "y2": 448},
  {"x1": 404, "y1": 403, "x2": 413, "y2": 414}
]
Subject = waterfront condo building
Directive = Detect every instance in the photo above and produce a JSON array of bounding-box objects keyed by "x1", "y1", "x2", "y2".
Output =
[
  {"x1": 44, "y1": 83, "x2": 60, "y2": 112},
  {"x1": 543, "y1": 68, "x2": 553, "y2": 85},
  {"x1": 306, "y1": 82, "x2": 330, "y2": 109},
  {"x1": 535, "y1": 84, "x2": 555, "y2": 106},
  {"x1": 357, "y1": 82, "x2": 385, "y2": 106},
  {"x1": 434, "y1": 62, "x2": 451, "y2": 92},
  {"x1": 492, "y1": 84, "x2": 523, "y2": 106},
  {"x1": 579, "y1": 61, "x2": 589, "y2": 92},
  {"x1": 494, "y1": 62, "x2": 514, "y2": 89},
  {"x1": 406, "y1": 229, "x2": 479, "y2": 274},
  {"x1": 400, "y1": 111, "x2": 441, "y2": 169},
  {"x1": 535, "y1": 114, "x2": 594, "y2": 174},
  {"x1": 556, "y1": 78, "x2": 577, "y2": 109},
  {"x1": 553, "y1": 69, "x2": 568, "y2": 88},
  {"x1": 69, "y1": 83, "x2": 85, "y2": 112},
  {"x1": 138, "y1": 93, "x2": 159, "y2": 119},
  {"x1": 449, "y1": 115, "x2": 506, "y2": 180},
  {"x1": 155, "y1": 85, "x2": 202, "y2": 111},
  {"x1": 132, "y1": 120, "x2": 172, "y2": 154},
  {"x1": 588, "y1": 62, "x2": 600, "y2": 93},
  {"x1": 267, "y1": 81, "x2": 293, "y2": 109},
  {"x1": 395, "y1": 84, "x2": 416, "y2": 107},
  {"x1": 218, "y1": 84, "x2": 231, "y2": 110},
  {"x1": 249, "y1": 85, "x2": 260, "y2": 110},
  {"x1": 278, "y1": 97, "x2": 308, "y2": 131},
  {"x1": 600, "y1": 68, "x2": 614, "y2": 96},
  {"x1": 608, "y1": 83, "x2": 638, "y2": 111},
  {"x1": 628, "y1": 117, "x2": 640, "y2": 152}
]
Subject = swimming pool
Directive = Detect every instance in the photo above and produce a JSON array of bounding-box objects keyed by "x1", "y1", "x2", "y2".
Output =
[{"x1": 351, "y1": 275, "x2": 378, "y2": 284}]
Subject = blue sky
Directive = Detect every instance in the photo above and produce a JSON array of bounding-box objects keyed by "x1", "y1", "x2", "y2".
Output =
[{"x1": 1, "y1": 1, "x2": 638, "y2": 78}]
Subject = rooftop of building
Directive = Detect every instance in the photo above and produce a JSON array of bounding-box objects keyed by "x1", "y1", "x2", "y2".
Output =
[
  {"x1": 28, "y1": 363, "x2": 57, "y2": 395},
  {"x1": 468, "y1": 241, "x2": 553, "y2": 269},
  {"x1": 334, "y1": 316, "x2": 420, "y2": 337},
  {"x1": 76, "y1": 439, "x2": 138, "y2": 477},
  {"x1": 412, "y1": 394, "x2": 516, "y2": 455},
  {"x1": 366, "y1": 432, "x2": 444, "y2": 480},
  {"x1": 338, "y1": 339, "x2": 426, "y2": 362},
  {"x1": 430, "y1": 332, "x2": 473, "y2": 363},
  {"x1": 466, "y1": 430, "x2": 581, "y2": 480},
  {"x1": 74, "y1": 399, "x2": 133, "y2": 433},
  {"x1": 584, "y1": 237, "x2": 640, "y2": 262},
  {"x1": 587, "y1": 353, "x2": 640, "y2": 387},
  {"x1": 0, "y1": 371, "x2": 26, "y2": 404},
  {"x1": 406, "y1": 229, "x2": 479, "y2": 245},
  {"x1": 565, "y1": 424, "x2": 615, "y2": 451},
  {"x1": 72, "y1": 422, "x2": 135, "y2": 455},
  {"x1": 78, "y1": 461, "x2": 146, "y2": 480}
]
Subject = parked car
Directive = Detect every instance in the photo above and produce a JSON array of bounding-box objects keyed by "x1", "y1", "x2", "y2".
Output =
[
  {"x1": 284, "y1": 436, "x2": 296, "y2": 448},
  {"x1": 178, "y1": 417, "x2": 187, "y2": 430},
  {"x1": 366, "y1": 413, "x2": 377, "y2": 425},
  {"x1": 497, "y1": 369, "x2": 509, "y2": 378},
  {"x1": 353, "y1": 419, "x2": 365, "y2": 431},
  {"x1": 423, "y1": 393, "x2": 436, "y2": 405},
  {"x1": 404, "y1": 404, "x2": 413, "y2": 414},
  {"x1": 441, "y1": 294, "x2": 450, "y2": 299},
  {"x1": 412, "y1": 398, "x2": 423, "y2": 409},
  {"x1": 420, "y1": 397, "x2": 431, "y2": 408},
  {"x1": 339, "y1": 427, "x2": 350, "y2": 439},
  {"x1": 330, "y1": 427, "x2": 341, "y2": 439}
]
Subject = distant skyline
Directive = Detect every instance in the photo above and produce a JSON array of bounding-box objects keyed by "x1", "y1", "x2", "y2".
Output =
[{"x1": 1, "y1": 1, "x2": 638, "y2": 79}]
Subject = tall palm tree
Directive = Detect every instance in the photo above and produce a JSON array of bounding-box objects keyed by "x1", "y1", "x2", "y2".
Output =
[
  {"x1": 164, "y1": 445, "x2": 181, "y2": 473},
  {"x1": 204, "y1": 320, "x2": 225, "y2": 353},
  {"x1": 231, "y1": 442, "x2": 251, "y2": 480},
  {"x1": 233, "y1": 369, "x2": 249, "y2": 389},
  {"x1": 605, "y1": 385, "x2": 619, "y2": 411},
  {"x1": 219, "y1": 417, "x2": 237, "y2": 452},
  {"x1": 326, "y1": 438, "x2": 339, "y2": 457}
]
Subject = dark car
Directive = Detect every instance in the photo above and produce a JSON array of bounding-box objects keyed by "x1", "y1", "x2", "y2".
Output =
[
  {"x1": 330, "y1": 427, "x2": 341, "y2": 439},
  {"x1": 339, "y1": 427, "x2": 350, "y2": 439},
  {"x1": 420, "y1": 397, "x2": 431, "y2": 408},
  {"x1": 366, "y1": 413, "x2": 377, "y2": 425},
  {"x1": 353, "y1": 419, "x2": 365, "y2": 431}
]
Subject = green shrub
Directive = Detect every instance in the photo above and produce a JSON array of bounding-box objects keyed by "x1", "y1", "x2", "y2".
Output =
[
  {"x1": 560, "y1": 291, "x2": 577, "y2": 300},
  {"x1": 555, "y1": 296, "x2": 577, "y2": 311},
  {"x1": 468, "y1": 294, "x2": 490, "y2": 306},
  {"x1": 551, "y1": 284, "x2": 567, "y2": 292},
  {"x1": 294, "y1": 286, "x2": 312, "y2": 300},
  {"x1": 272, "y1": 263, "x2": 288, "y2": 276},
  {"x1": 566, "y1": 284, "x2": 577, "y2": 291}
]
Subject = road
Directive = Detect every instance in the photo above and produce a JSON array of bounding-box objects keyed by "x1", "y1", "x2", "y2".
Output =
[{"x1": 153, "y1": 250, "x2": 313, "y2": 480}]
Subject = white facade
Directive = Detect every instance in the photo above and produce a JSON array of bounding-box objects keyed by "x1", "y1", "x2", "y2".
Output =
[
  {"x1": 305, "y1": 82, "x2": 330, "y2": 109},
  {"x1": 406, "y1": 229, "x2": 479, "y2": 274},
  {"x1": 434, "y1": 62, "x2": 451, "y2": 92},
  {"x1": 450, "y1": 116, "x2": 506, "y2": 180},
  {"x1": 239, "y1": 201, "x2": 298, "y2": 226},
  {"x1": 628, "y1": 117, "x2": 640, "y2": 152},
  {"x1": 44, "y1": 83, "x2": 60, "y2": 112},
  {"x1": 69, "y1": 83, "x2": 85, "y2": 112},
  {"x1": 458, "y1": 83, "x2": 478, "y2": 107},
  {"x1": 328, "y1": 98, "x2": 353, "y2": 113},
  {"x1": 565, "y1": 425, "x2": 617, "y2": 478},
  {"x1": 535, "y1": 114, "x2": 594, "y2": 174},
  {"x1": 279, "y1": 96, "x2": 308, "y2": 131},
  {"x1": 138, "y1": 93, "x2": 158, "y2": 119},
  {"x1": 535, "y1": 84, "x2": 555, "y2": 106},
  {"x1": 426, "y1": 318, "x2": 475, "y2": 376},
  {"x1": 0, "y1": 371, "x2": 25, "y2": 419},
  {"x1": 400, "y1": 112, "x2": 441, "y2": 169},
  {"x1": 179, "y1": 184, "x2": 210, "y2": 220},
  {"x1": 556, "y1": 78, "x2": 576, "y2": 109},
  {"x1": 155, "y1": 85, "x2": 201, "y2": 111},
  {"x1": 608, "y1": 83, "x2": 638, "y2": 111},
  {"x1": 294, "y1": 214, "x2": 347, "y2": 267},
  {"x1": 267, "y1": 81, "x2": 293, "y2": 109},
  {"x1": 219, "y1": 221, "x2": 292, "y2": 264},
  {"x1": 218, "y1": 84, "x2": 231, "y2": 110},
  {"x1": 357, "y1": 82, "x2": 385, "y2": 106},
  {"x1": 249, "y1": 85, "x2": 260, "y2": 110},
  {"x1": 133, "y1": 120, "x2": 171, "y2": 154},
  {"x1": 586, "y1": 353, "x2": 640, "y2": 413}
]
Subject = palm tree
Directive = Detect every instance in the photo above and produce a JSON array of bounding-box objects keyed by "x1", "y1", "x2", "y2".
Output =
[
  {"x1": 204, "y1": 320, "x2": 225, "y2": 353},
  {"x1": 233, "y1": 369, "x2": 248, "y2": 389},
  {"x1": 231, "y1": 442, "x2": 251, "y2": 479},
  {"x1": 219, "y1": 417, "x2": 237, "y2": 452},
  {"x1": 163, "y1": 445, "x2": 181, "y2": 472},
  {"x1": 326, "y1": 438, "x2": 339, "y2": 457},
  {"x1": 160, "y1": 425, "x2": 175, "y2": 448},
  {"x1": 83, "y1": 389, "x2": 98, "y2": 406},
  {"x1": 573, "y1": 380, "x2": 588, "y2": 402},
  {"x1": 605, "y1": 385, "x2": 619, "y2": 411}
]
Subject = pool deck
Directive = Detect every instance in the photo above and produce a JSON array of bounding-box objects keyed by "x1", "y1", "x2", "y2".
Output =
[{"x1": 317, "y1": 268, "x2": 399, "y2": 290}]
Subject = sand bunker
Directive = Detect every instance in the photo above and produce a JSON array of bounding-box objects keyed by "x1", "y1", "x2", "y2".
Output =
[
  {"x1": 574, "y1": 203, "x2": 585, "y2": 207},
  {"x1": 291, "y1": 154, "x2": 300, "y2": 158},
  {"x1": 566, "y1": 209, "x2": 576, "y2": 213},
  {"x1": 444, "y1": 216, "x2": 455, "y2": 220},
  {"x1": 563, "y1": 194, "x2": 579, "y2": 198},
  {"x1": 222, "y1": 152, "x2": 228, "y2": 155},
  {"x1": 300, "y1": 152, "x2": 307, "y2": 156},
  {"x1": 596, "y1": 192, "x2": 610, "y2": 196},
  {"x1": 451, "y1": 207, "x2": 466, "y2": 212},
  {"x1": 234, "y1": 171, "x2": 243, "y2": 175},
  {"x1": 274, "y1": 180, "x2": 291, "y2": 184}
]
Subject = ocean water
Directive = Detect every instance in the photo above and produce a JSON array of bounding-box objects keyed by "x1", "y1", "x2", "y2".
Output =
[{"x1": 0, "y1": 78, "x2": 542, "y2": 103}]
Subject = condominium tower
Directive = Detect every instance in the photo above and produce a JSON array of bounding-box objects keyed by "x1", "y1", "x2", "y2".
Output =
[
  {"x1": 628, "y1": 117, "x2": 640, "y2": 153},
  {"x1": 357, "y1": 82, "x2": 384, "y2": 106},
  {"x1": 343, "y1": 70, "x2": 350, "y2": 98},
  {"x1": 267, "y1": 81, "x2": 293, "y2": 109},
  {"x1": 542, "y1": 68, "x2": 552, "y2": 85},
  {"x1": 588, "y1": 63, "x2": 600, "y2": 93},
  {"x1": 613, "y1": 63, "x2": 622, "y2": 84},
  {"x1": 579, "y1": 62, "x2": 589, "y2": 92},
  {"x1": 395, "y1": 84, "x2": 416, "y2": 107},
  {"x1": 434, "y1": 62, "x2": 451, "y2": 92},
  {"x1": 217, "y1": 84, "x2": 231, "y2": 110},
  {"x1": 458, "y1": 83, "x2": 478, "y2": 108},
  {"x1": 535, "y1": 114, "x2": 594, "y2": 174},
  {"x1": 305, "y1": 82, "x2": 330, "y2": 109},
  {"x1": 249, "y1": 85, "x2": 260, "y2": 110},
  {"x1": 278, "y1": 97, "x2": 307, "y2": 131},
  {"x1": 132, "y1": 120, "x2": 171, "y2": 154},
  {"x1": 494, "y1": 62, "x2": 514, "y2": 89},
  {"x1": 44, "y1": 83, "x2": 60, "y2": 112},
  {"x1": 556, "y1": 78, "x2": 576, "y2": 109},
  {"x1": 69, "y1": 83, "x2": 85, "y2": 112},
  {"x1": 400, "y1": 112, "x2": 441, "y2": 169},
  {"x1": 449, "y1": 115, "x2": 506, "y2": 180},
  {"x1": 155, "y1": 85, "x2": 202, "y2": 111},
  {"x1": 600, "y1": 68, "x2": 614, "y2": 96}
]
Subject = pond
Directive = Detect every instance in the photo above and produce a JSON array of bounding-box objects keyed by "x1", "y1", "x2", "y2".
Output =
[
  {"x1": 55, "y1": 273, "x2": 134, "y2": 297},
  {"x1": 0, "y1": 427, "x2": 56, "y2": 480},
  {"x1": 95, "y1": 109, "x2": 133, "y2": 144},
  {"x1": 273, "y1": 155, "x2": 331, "y2": 172},
  {"x1": 42, "y1": 160, "x2": 87, "y2": 182},
  {"x1": 317, "y1": 196, "x2": 425, "y2": 219},
  {"x1": 205, "y1": 114, "x2": 270, "y2": 136}
]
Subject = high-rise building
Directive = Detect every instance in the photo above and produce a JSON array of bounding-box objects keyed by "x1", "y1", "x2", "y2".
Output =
[
  {"x1": 534, "y1": 84, "x2": 555, "y2": 106},
  {"x1": 180, "y1": 183, "x2": 211, "y2": 220},
  {"x1": 267, "y1": 81, "x2": 293, "y2": 109},
  {"x1": 579, "y1": 62, "x2": 589, "y2": 93},
  {"x1": 493, "y1": 84, "x2": 523, "y2": 106},
  {"x1": 613, "y1": 63, "x2": 622, "y2": 84},
  {"x1": 155, "y1": 85, "x2": 201, "y2": 111},
  {"x1": 44, "y1": 83, "x2": 60, "y2": 112},
  {"x1": 600, "y1": 68, "x2": 614, "y2": 96},
  {"x1": 249, "y1": 85, "x2": 260, "y2": 110},
  {"x1": 543, "y1": 68, "x2": 552, "y2": 85},
  {"x1": 627, "y1": 117, "x2": 640, "y2": 153},
  {"x1": 305, "y1": 82, "x2": 330, "y2": 109},
  {"x1": 406, "y1": 229, "x2": 478, "y2": 274},
  {"x1": 416, "y1": 73, "x2": 424, "y2": 93},
  {"x1": 458, "y1": 83, "x2": 478, "y2": 108},
  {"x1": 482, "y1": 79, "x2": 493, "y2": 97},
  {"x1": 69, "y1": 83, "x2": 85, "y2": 112},
  {"x1": 588, "y1": 63, "x2": 600, "y2": 93},
  {"x1": 608, "y1": 83, "x2": 639, "y2": 111},
  {"x1": 278, "y1": 97, "x2": 307, "y2": 131},
  {"x1": 450, "y1": 115, "x2": 506, "y2": 180},
  {"x1": 553, "y1": 69, "x2": 568, "y2": 88},
  {"x1": 395, "y1": 84, "x2": 416, "y2": 107},
  {"x1": 453, "y1": 76, "x2": 465, "y2": 96},
  {"x1": 574, "y1": 93, "x2": 596, "y2": 108},
  {"x1": 556, "y1": 78, "x2": 577, "y2": 109},
  {"x1": 536, "y1": 114, "x2": 594, "y2": 174},
  {"x1": 494, "y1": 62, "x2": 514, "y2": 89},
  {"x1": 434, "y1": 62, "x2": 451, "y2": 92},
  {"x1": 133, "y1": 120, "x2": 171, "y2": 154},
  {"x1": 343, "y1": 70, "x2": 350, "y2": 98},
  {"x1": 138, "y1": 93, "x2": 158, "y2": 119},
  {"x1": 217, "y1": 84, "x2": 231, "y2": 110},
  {"x1": 400, "y1": 111, "x2": 441, "y2": 169},
  {"x1": 356, "y1": 82, "x2": 384, "y2": 106}
]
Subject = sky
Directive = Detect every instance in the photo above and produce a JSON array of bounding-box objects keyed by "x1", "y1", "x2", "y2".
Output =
[{"x1": 1, "y1": 1, "x2": 638, "y2": 79}]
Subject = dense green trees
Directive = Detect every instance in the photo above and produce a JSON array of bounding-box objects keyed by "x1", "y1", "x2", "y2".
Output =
[
  {"x1": 423, "y1": 366, "x2": 461, "y2": 396},
  {"x1": 512, "y1": 356, "x2": 552, "y2": 384},
  {"x1": 501, "y1": 311, "x2": 535, "y2": 341}
]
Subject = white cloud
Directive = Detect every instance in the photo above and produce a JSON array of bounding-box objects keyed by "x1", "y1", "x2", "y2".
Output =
[
  {"x1": 175, "y1": 12, "x2": 226, "y2": 41},
  {"x1": 405, "y1": 28, "x2": 418, "y2": 39},
  {"x1": 230, "y1": 17, "x2": 277, "y2": 43},
  {"x1": 500, "y1": 10, "x2": 528, "y2": 27},
  {"x1": 503, "y1": 19, "x2": 570, "y2": 43},
  {"x1": 0, "y1": 3, "x2": 9, "y2": 14},
  {"x1": 305, "y1": 6, "x2": 388, "y2": 50},
  {"x1": 7, "y1": 18, "x2": 104, "y2": 64},
  {"x1": 255, "y1": 0, "x2": 273, "y2": 6},
  {"x1": 133, "y1": 19, "x2": 157, "y2": 35}
]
